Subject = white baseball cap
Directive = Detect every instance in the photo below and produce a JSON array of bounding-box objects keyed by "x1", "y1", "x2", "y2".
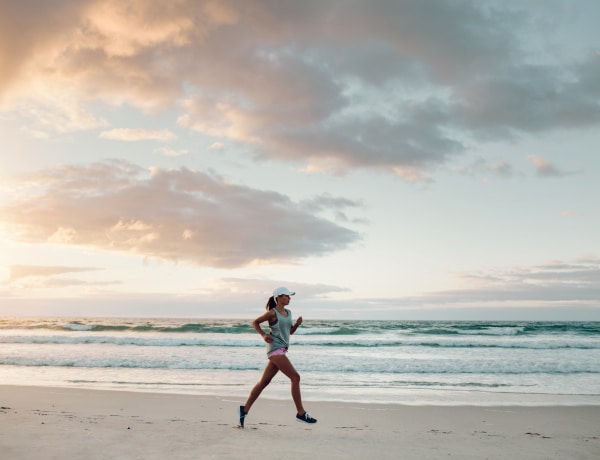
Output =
[{"x1": 273, "y1": 287, "x2": 295, "y2": 299}]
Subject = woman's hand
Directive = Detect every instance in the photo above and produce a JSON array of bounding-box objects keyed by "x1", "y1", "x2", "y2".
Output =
[
  {"x1": 252, "y1": 310, "x2": 276, "y2": 341},
  {"x1": 291, "y1": 316, "x2": 303, "y2": 334}
]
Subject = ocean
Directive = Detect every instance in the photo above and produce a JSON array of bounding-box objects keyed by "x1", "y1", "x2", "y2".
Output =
[{"x1": 1, "y1": 317, "x2": 599, "y2": 406}]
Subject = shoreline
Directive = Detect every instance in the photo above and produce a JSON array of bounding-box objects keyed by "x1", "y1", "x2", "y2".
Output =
[
  {"x1": 2, "y1": 385, "x2": 599, "y2": 459},
  {"x1": 2, "y1": 371, "x2": 600, "y2": 406}
]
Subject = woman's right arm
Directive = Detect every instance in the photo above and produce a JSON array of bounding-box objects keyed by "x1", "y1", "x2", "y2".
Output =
[{"x1": 252, "y1": 310, "x2": 275, "y2": 343}]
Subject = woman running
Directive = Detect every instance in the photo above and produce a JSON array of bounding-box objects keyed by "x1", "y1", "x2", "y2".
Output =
[{"x1": 238, "y1": 287, "x2": 317, "y2": 427}]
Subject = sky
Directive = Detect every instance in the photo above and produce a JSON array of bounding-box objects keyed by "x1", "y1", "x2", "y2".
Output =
[{"x1": 0, "y1": 0, "x2": 599, "y2": 320}]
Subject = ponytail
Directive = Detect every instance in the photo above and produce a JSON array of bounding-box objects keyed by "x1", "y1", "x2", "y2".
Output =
[{"x1": 265, "y1": 296, "x2": 277, "y2": 310}]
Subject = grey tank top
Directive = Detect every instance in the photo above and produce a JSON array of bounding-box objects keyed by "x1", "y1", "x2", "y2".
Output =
[{"x1": 266, "y1": 308, "x2": 292, "y2": 355}]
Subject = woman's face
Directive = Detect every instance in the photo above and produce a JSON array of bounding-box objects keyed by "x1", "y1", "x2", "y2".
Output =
[{"x1": 277, "y1": 294, "x2": 291, "y2": 306}]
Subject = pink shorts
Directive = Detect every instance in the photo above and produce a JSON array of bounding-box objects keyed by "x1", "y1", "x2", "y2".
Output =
[{"x1": 268, "y1": 347, "x2": 288, "y2": 358}]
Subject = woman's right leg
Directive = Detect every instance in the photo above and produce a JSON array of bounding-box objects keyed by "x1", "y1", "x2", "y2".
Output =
[
  {"x1": 243, "y1": 361, "x2": 279, "y2": 413},
  {"x1": 267, "y1": 354, "x2": 305, "y2": 415}
]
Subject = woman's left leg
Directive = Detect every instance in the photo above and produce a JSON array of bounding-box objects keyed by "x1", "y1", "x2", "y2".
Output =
[{"x1": 243, "y1": 360, "x2": 279, "y2": 413}]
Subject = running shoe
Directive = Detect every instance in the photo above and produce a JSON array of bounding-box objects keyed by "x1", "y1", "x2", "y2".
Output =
[
  {"x1": 296, "y1": 412, "x2": 317, "y2": 424},
  {"x1": 238, "y1": 405, "x2": 247, "y2": 428}
]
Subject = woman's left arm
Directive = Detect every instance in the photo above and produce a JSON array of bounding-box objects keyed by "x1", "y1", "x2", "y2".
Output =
[{"x1": 290, "y1": 315, "x2": 303, "y2": 334}]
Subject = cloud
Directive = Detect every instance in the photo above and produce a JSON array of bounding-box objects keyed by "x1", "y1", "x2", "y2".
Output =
[
  {"x1": 208, "y1": 142, "x2": 225, "y2": 152},
  {"x1": 12, "y1": 93, "x2": 110, "y2": 137},
  {"x1": 455, "y1": 157, "x2": 515, "y2": 178},
  {"x1": 337, "y1": 257, "x2": 600, "y2": 318},
  {"x1": 8, "y1": 265, "x2": 103, "y2": 282},
  {"x1": 528, "y1": 155, "x2": 567, "y2": 177},
  {"x1": 100, "y1": 128, "x2": 176, "y2": 142},
  {"x1": 424, "y1": 257, "x2": 600, "y2": 305},
  {"x1": 2, "y1": 265, "x2": 113, "y2": 289},
  {"x1": 0, "y1": 160, "x2": 362, "y2": 268},
  {"x1": 2, "y1": 1, "x2": 599, "y2": 177},
  {"x1": 195, "y1": 277, "x2": 350, "y2": 299},
  {"x1": 156, "y1": 147, "x2": 189, "y2": 156},
  {"x1": 560, "y1": 210, "x2": 586, "y2": 219}
]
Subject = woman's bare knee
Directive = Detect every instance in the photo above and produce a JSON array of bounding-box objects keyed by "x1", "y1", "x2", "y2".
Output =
[{"x1": 289, "y1": 372, "x2": 300, "y2": 384}]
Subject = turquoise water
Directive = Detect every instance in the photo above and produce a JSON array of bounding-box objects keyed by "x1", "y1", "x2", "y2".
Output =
[{"x1": 1, "y1": 318, "x2": 599, "y2": 405}]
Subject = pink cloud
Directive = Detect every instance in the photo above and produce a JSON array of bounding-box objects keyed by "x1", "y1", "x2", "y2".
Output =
[
  {"x1": 0, "y1": 160, "x2": 361, "y2": 268},
  {"x1": 1, "y1": 1, "x2": 598, "y2": 177}
]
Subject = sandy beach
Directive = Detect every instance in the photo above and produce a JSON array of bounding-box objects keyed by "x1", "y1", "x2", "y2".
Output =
[{"x1": 1, "y1": 385, "x2": 598, "y2": 459}]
